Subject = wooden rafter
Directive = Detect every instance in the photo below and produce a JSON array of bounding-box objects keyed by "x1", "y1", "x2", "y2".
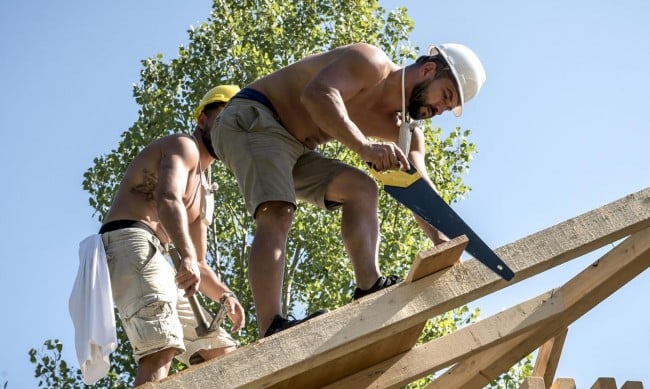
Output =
[
  {"x1": 425, "y1": 228, "x2": 650, "y2": 389},
  {"x1": 532, "y1": 328, "x2": 569, "y2": 387},
  {"x1": 144, "y1": 188, "x2": 650, "y2": 389}
]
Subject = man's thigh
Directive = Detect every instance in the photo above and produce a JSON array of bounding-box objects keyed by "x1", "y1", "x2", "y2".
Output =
[
  {"x1": 103, "y1": 229, "x2": 185, "y2": 362},
  {"x1": 294, "y1": 150, "x2": 355, "y2": 210},
  {"x1": 213, "y1": 99, "x2": 306, "y2": 215}
]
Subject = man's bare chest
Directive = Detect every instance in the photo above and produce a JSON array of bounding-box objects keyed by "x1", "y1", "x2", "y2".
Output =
[{"x1": 348, "y1": 109, "x2": 399, "y2": 141}]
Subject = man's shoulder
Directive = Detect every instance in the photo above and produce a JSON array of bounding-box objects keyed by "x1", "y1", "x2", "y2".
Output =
[
  {"x1": 338, "y1": 43, "x2": 387, "y2": 60},
  {"x1": 159, "y1": 132, "x2": 194, "y2": 144},
  {"x1": 153, "y1": 133, "x2": 197, "y2": 150},
  {"x1": 344, "y1": 42, "x2": 381, "y2": 52},
  {"x1": 339, "y1": 43, "x2": 393, "y2": 79},
  {"x1": 141, "y1": 133, "x2": 199, "y2": 161}
]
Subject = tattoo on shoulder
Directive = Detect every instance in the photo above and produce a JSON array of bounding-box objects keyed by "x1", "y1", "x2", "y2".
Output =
[{"x1": 130, "y1": 168, "x2": 158, "y2": 201}]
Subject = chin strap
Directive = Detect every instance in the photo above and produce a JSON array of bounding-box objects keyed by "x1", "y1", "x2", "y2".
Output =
[{"x1": 397, "y1": 67, "x2": 413, "y2": 155}]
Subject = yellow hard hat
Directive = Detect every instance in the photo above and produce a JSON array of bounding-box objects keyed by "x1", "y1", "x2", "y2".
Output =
[{"x1": 194, "y1": 84, "x2": 240, "y2": 120}]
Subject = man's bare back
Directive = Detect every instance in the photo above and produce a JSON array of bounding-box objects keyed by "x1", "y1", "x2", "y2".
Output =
[
  {"x1": 103, "y1": 134, "x2": 204, "y2": 245},
  {"x1": 250, "y1": 43, "x2": 403, "y2": 149}
]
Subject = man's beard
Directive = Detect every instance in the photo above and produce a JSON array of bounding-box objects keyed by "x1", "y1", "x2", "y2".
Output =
[
  {"x1": 199, "y1": 128, "x2": 219, "y2": 159},
  {"x1": 407, "y1": 78, "x2": 434, "y2": 120}
]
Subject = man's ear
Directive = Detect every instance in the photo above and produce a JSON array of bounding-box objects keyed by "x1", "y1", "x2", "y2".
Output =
[
  {"x1": 421, "y1": 61, "x2": 438, "y2": 78},
  {"x1": 196, "y1": 111, "x2": 207, "y2": 129}
]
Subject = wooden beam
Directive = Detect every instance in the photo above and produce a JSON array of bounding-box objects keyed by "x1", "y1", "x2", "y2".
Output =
[
  {"x1": 533, "y1": 327, "x2": 568, "y2": 387},
  {"x1": 405, "y1": 236, "x2": 465, "y2": 282},
  {"x1": 519, "y1": 376, "x2": 546, "y2": 389},
  {"x1": 591, "y1": 377, "x2": 617, "y2": 389},
  {"x1": 499, "y1": 188, "x2": 649, "y2": 283},
  {"x1": 425, "y1": 228, "x2": 650, "y2": 389},
  {"x1": 148, "y1": 188, "x2": 650, "y2": 389},
  {"x1": 148, "y1": 237, "x2": 468, "y2": 389},
  {"x1": 329, "y1": 227, "x2": 650, "y2": 389},
  {"x1": 324, "y1": 290, "x2": 559, "y2": 389},
  {"x1": 550, "y1": 378, "x2": 577, "y2": 389},
  {"x1": 269, "y1": 236, "x2": 468, "y2": 389}
]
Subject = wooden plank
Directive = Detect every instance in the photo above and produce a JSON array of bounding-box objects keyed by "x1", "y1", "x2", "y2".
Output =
[
  {"x1": 425, "y1": 228, "x2": 650, "y2": 389},
  {"x1": 519, "y1": 376, "x2": 546, "y2": 389},
  {"x1": 533, "y1": 327, "x2": 569, "y2": 387},
  {"x1": 550, "y1": 378, "x2": 577, "y2": 389},
  {"x1": 150, "y1": 188, "x2": 650, "y2": 389},
  {"x1": 268, "y1": 325, "x2": 423, "y2": 389},
  {"x1": 324, "y1": 291, "x2": 559, "y2": 389},
  {"x1": 270, "y1": 237, "x2": 467, "y2": 388},
  {"x1": 591, "y1": 377, "x2": 618, "y2": 389},
  {"x1": 405, "y1": 235, "x2": 466, "y2": 282},
  {"x1": 331, "y1": 227, "x2": 650, "y2": 389}
]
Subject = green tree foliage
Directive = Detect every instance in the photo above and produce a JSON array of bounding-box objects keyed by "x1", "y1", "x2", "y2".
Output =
[{"x1": 31, "y1": 0, "x2": 531, "y2": 387}]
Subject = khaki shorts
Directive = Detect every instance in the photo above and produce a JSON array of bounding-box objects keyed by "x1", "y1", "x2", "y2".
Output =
[
  {"x1": 211, "y1": 98, "x2": 350, "y2": 216},
  {"x1": 102, "y1": 228, "x2": 236, "y2": 365}
]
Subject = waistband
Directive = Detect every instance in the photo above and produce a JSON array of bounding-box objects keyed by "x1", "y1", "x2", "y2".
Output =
[
  {"x1": 99, "y1": 219, "x2": 156, "y2": 235},
  {"x1": 233, "y1": 87, "x2": 279, "y2": 118},
  {"x1": 100, "y1": 220, "x2": 166, "y2": 253}
]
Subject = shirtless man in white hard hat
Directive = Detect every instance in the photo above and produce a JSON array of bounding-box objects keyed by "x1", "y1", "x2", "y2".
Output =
[{"x1": 211, "y1": 43, "x2": 486, "y2": 338}]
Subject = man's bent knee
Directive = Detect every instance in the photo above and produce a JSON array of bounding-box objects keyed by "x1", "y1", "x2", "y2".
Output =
[
  {"x1": 354, "y1": 174, "x2": 378, "y2": 200},
  {"x1": 254, "y1": 201, "x2": 295, "y2": 228},
  {"x1": 328, "y1": 169, "x2": 378, "y2": 204}
]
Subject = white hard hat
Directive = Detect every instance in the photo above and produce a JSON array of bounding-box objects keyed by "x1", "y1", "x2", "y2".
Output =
[{"x1": 428, "y1": 43, "x2": 486, "y2": 117}]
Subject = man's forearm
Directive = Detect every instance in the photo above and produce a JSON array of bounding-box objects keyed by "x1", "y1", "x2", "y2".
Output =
[{"x1": 198, "y1": 263, "x2": 232, "y2": 302}]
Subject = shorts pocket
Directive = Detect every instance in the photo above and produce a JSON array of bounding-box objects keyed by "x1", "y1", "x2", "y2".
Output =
[
  {"x1": 104, "y1": 233, "x2": 157, "y2": 273},
  {"x1": 123, "y1": 299, "x2": 178, "y2": 352},
  {"x1": 236, "y1": 105, "x2": 261, "y2": 132},
  {"x1": 136, "y1": 240, "x2": 160, "y2": 274}
]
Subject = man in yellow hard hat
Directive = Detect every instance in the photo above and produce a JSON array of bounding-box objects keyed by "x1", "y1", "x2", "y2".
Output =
[
  {"x1": 211, "y1": 43, "x2": 485, "y2": 338},
  {"x1": 194, "y1": 84, "x2": 241, "y2": 121},
  {"x1": 97, "y1": 84, "x2": 243, "y2": 385}
]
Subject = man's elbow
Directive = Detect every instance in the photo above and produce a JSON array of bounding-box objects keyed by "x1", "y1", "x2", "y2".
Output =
[
  {"x1": 300, "y1": 84, "x2": 319, "y2": 110},
  {"x1": 301, "y1": 82, "x2": 336, "y2": 110},
  {"x1": 157, "y1": 192, "x2": 183, "y2": 213}
]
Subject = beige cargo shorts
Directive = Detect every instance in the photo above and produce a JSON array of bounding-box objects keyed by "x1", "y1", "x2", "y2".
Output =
[
  {"x1": 102, "y1": 227, "x2": 236, "y2": 365},
  {"x1": 211, "y1": 98, "x2": 350, "y2": 216}
]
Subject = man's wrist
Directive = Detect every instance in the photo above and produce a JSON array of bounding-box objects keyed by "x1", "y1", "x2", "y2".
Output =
[{"x1": 219, "y1": 291, "x2": 237, "y2": 305}]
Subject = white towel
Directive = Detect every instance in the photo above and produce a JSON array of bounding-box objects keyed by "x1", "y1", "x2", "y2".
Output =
[{"x1": 68, "y1": 234, "x2": 117, "y2": 385}]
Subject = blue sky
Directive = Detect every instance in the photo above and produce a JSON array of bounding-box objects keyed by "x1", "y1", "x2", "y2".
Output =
[{"x1": 1, "y1": 1, "x2": 648, "y2": 387}]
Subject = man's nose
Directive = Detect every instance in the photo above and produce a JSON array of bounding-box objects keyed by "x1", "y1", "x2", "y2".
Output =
[{"x1": 434, "y1": 104, "x2": 448, "y2": 116}]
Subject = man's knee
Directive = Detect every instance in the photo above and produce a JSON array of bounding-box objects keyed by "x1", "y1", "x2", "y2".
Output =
[
  {"x1": 335, "y1": 169, "x2": 378, "y2": 203},
  {"x1": 135, "y1": 348, "x2": 176, "y2": 384},
  {"x1": 138, "y1": 348, "x2": 176, "y2": 368},
  {"x1": 255, "y1": 201, "x2": 295, "y2": 230},
  {"x1": 355, "y1": 173, "x2": 379, "y2": 199}
]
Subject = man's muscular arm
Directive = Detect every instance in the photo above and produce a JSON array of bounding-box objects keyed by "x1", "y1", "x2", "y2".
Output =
[
  {"x1": 156, "y1": 136, "x2": 201, "y2": 296},
  {"x1": 188, "y1": 219, "x2": 245, "y2": 332},
  {"x1": 408, "y1": 127, "x2": 450, "y2": 245},
  {"x1": 301, "y1": 43, "x2": 408, "y2": 171}
]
